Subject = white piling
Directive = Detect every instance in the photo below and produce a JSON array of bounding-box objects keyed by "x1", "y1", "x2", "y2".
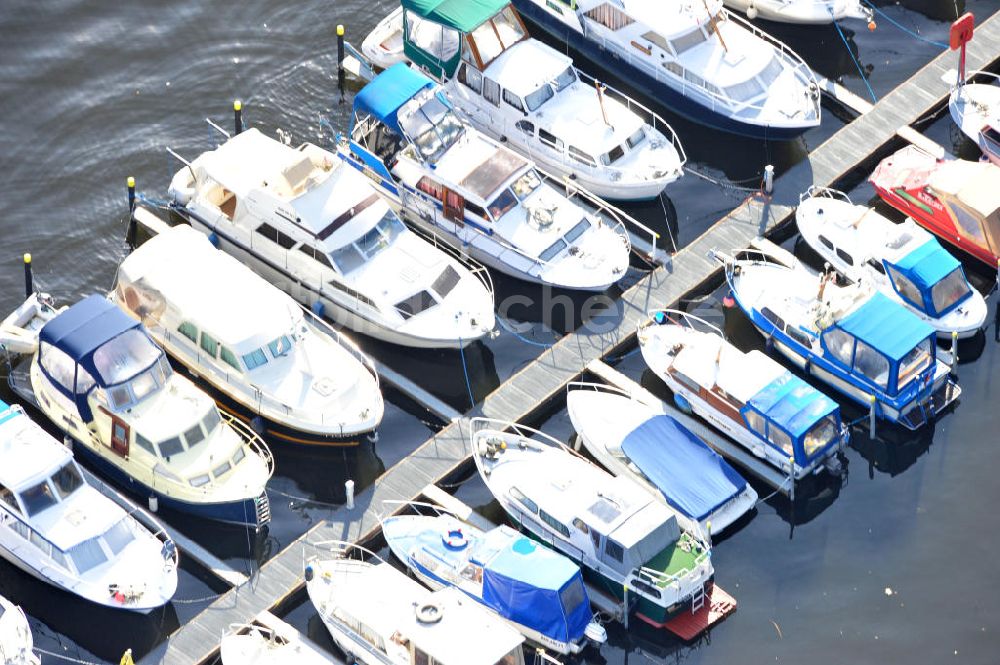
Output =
[
  {"x1": 951, "y1": 330, "x2": 959, "y2": 377},
  {"x1": 345, "y1": 479, "x2": 355, "y2": 510},
  {"x1": 764, "y1": 165, "x2": 774, "y2": 195},
  {"x1": 868, "y1": 394, "x2": 877, "y2": 439},
  {"x1": 148, "y1": 495, "x2": 159, "y2": 513}
]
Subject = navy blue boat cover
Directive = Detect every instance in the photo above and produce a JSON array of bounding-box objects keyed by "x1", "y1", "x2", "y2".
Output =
[
  {"x1": 621, "y1": 415, "x2": 748, "y2": 521},
  {"x1": 481, "y1": 534, "x2": 592, "y2": 645},
  {"x1": 39, "y1": 295, "x2": 139, "y2": 367}
]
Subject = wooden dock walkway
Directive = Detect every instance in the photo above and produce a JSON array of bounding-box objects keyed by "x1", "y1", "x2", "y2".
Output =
[{"x1": 140, "y1": 16, "x2": 1000, "y2": 664}]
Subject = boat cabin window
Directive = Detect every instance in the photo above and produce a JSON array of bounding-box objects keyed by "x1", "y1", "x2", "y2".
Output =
[
  {"x1": 487, "y1": 188, "x2": 519, "y2": 220},
  {"x1": 68, "y1": 537, "x2": 107, "y2": 574},
  {"x1": 404, "y1": 10, "x2": 460, "y2": 63},
  {"x1": 930, "y1": 268, "x2": 972, "y2": 315},
  {"x1": 524, "y1": 82, "x2": 554, "y2": 112},
  {"x1": 897, "y1": 337, "x2": 932, "y2": 389},
  {"x1": 395, "y1": 290, "x2": 437, "y2": 320},
  {"x1": 515, "y1": 120, "x2": 534, "y2": 136},
  {"x1": 254, "y1": 222, "x2": 297, "y2": 250},
  {"x1": 178, "y1": 321, "x2": 198, "y2": 343},
  {"x1": 220, "y1": 346, "x2": 242, "y2": 372},
  {"x1": 401, "y1": 95, "x2": 464, "y2": 163},
  {"x1": 672, "y1": 369, "x2": 701, "y2": 394},
  {"x1": 642, "y1": 30, "x2": 673, "y2": 56},
  {"x1": 242, "y1": 348, "x2": 268, "y2": 371},
  {"x1": 560, "y1": 576, "x2": 587, "y2": 615},
  {"x1": 0, "y1": 485, "x2": 20, "y2": 514},
  {"x1": 267, "y1": 335, "x2": 292, "y2": 359},
  {"x1": 297, "y1": 243, "x2": 334, "y2": 269},
  {"x1": 743, "y1": 408, "x2": 765, "y2": 437},
  {"x1": 768, "y1": 424, "x2": 794, "y2": 455},
  {"x1": 836, "y1": 248, "x2": 854, "y2": 266},
  {"x1": 539, "y1": 509, "x2": 571, "y2": 538},
  {"x1": 601, "y1": 144, "x2": 626, "y2": 166},
  {"x1": 330, "y1": 243, "x2": 366, "y2": 274},
  {"x1": 93, "y1": 329, "x2": 162, "y2": 386},
  {"x1": 200, "y1": 332, "x2": 219, "y2": 358},
  {"x1": 822, "y1": 327, "x2": 855, "y2": 367},
  {"x1": 159, "y1": 436, "x2": 184, "y2": 458},
  {"x1": 468, "y1": 6, "x2": 527, "y2": 66},
  {"x1": 885, "y1": 264, "x2": 923, "y2": 310},
  {"x1": 184, "y1": 422, "x2": 206, "y2": 449},
  {"x1": 627, "y1": 128, "x2": 646, "y2": 149},
  {"x1": 19, "y1": 480, "x2": 58, "y2": 517},
  {"x1": 867, "y1": 258, "x2": 886, "y2": 275},
  {"x1": 512, "y1": 170, "x2": 542, "y2": 200},
  {"x1": 569, "y1": 146, "x2": 597, "y2": 166},
  {"x1": 604, "y1": 538, "x2": 624, "y2": 563},
  {"x1": 431, "y1": 266, "x2": 462, "y2": 298},
  {"x1": 483, "y1": 77, "x2": 501, "y2": 106},
  {"x1": 135, "y1": 432, "x2": 156, "y2": 455},
  {"x1": 509, "y1": 486, "x2": 538, "y2": 514},
  {"x1": 671, "y1": 24, "x2": 710, "y2": 55},
  {"x1": 204, "y1": 408, "x2": 222, "y2": 437},
  {"x1": 819, "y1": 235, "x2": 834, "y2": 250},
  {"x1": 502, "y1": 88, "x2": 525, "y2": 114},
  {"x1": 852, "y1": 339, "x2": 889, "y2": 389},
  {"x1": 458, "y1": 62, "x2": 483, "y2": 93},
  {"x1": 787, "y1": 326, "x2": 813, "y2": 347},
  {"x1": 51, "y1": 462, "x2": 84, "y2": 500},
  {"x1": 104, "y1": 519, "x2": 135, "y2": 556},
  {"x1": 572, "y1": 517, "x2": 589, "y2": 533},
  {"x1": 39, "y1": 341, "x2": 76, "y2": 393},
  {"x1": 538, "y1": 128, "x2": 564, "y2": 152},
  {"x1": 946, "y1": 200, "x2": 988, "y2": 246},
  {"x1": 761, "y1": 307, "x2": 785, "y2": 332},
  {"x1": 803, "y1": 415, "x2": 838, "y2": 458}
]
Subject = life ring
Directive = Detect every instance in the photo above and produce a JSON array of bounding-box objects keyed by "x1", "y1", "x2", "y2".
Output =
[
  {"x1": 442, "y1": 528, "x2": 467, "y2": 549},
  {"x1": 415, "y1": 601, "x2": 443, "y2": 624}
]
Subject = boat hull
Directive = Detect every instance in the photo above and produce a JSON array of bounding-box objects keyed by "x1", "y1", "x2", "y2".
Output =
[{"x1": 513, "y1": 1, "x2": 813, "y2": 140}]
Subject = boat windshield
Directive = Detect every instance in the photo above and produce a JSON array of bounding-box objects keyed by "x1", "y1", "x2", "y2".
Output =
[
  {"x1": 50, "y1": 462, "x2": 84, "y2": 500},
  {"x1": 897, "y1": 337, "x2": 932, "y2": 389},
  {"x1": 468, "y1": 6, "x2": 527, "y2": 65},
  {"x1": 802, "y1": 415, "x2": 838, "y2": 459},
  {"x1": 524, "y1": 66, "x2": 576, "y2": 111},
  {"x1": 487, "y1": 188, "x2": 519, "y2": 221},
  {"x1": 18, "y1": 480, "x2": 58, "y2": 517},
  {"x1": 401, "y1": 95, "x2": 464, "y2": 163},
  {"x1": 329, "y1": 210, "x2": 407, "y2": 274},
  {"x1": 559, "y1": 576, "x2": 587, "y2": 616},
  {"x1": 105, "y1": 355, "x2": 172, "y2": 412},
  {"x1": 511, "y1": 170, "x2": 541, "y2": 200},
  {"x1": 93, "y1": 329, "x2": 162, "y2": 385},
  {"x1": 930, "y1": 267, "x2": 972, "y2": 315}
]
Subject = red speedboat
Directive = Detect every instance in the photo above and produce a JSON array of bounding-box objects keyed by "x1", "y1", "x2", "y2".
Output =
[{"x1": 870, "y1": 144, "x2": 1000, "y2": 269}]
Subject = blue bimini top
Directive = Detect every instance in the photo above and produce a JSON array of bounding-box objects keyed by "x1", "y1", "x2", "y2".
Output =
[
  {"x1": 479, "y1": 529, "x2": 592, "y2": 645},
  {"x1": 836, "y1": 292, "x2": 934, "y2": 362},
  {"x1": 353, "y1": 63, "x2": 435, "y2": 135},
  {"x1": 620, "y1": 415, "x2": 748, "y2": 522},
  {"x1": 888, "y1": 239, "x2": 971, "y2": 315},
  {"x1": 747, "y1": 372, "x2": 838, "y2": 440}
]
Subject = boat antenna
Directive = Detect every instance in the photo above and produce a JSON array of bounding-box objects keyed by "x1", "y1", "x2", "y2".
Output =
[
  {"x1": 166, "y1": 147, "x2": 198, "y2": 184},
  {"x1": 594, "y1": 80, "x2": 611, "y2": 128},
  {"x1": 702, "y1": 0, "x2": 728, "y2": 53}
]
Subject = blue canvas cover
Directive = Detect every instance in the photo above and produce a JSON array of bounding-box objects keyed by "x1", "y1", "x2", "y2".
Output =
[
  {"x1": 353, "y1": 64, "x2": 435, "y2": 135},
  {"x1": 481, "y1": 531, "x2": 592, "y2": 645},
  {"x1": 836, "y1": 292, "x2": 934, "y2": 362},
  {"x1": 620, "y1": 415, "x2": 748, "y2": 522},
  {"x1": 746, "y1": 372, "x2": 839, "y2": 464},
  {"x1": 890, "y1": 239, "x2": 961, "y2": 292}
]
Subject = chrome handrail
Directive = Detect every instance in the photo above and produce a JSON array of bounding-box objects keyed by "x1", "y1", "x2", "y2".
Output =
[
  {"x1": 221, "y1": 412, "x2": 275, "y2": 480},
  {"x1": 800, "y1": 185, "x2": 852, "y2": 204},
  {"x1": 639, "y1": 307, "x2": 725, "y2": 340}
]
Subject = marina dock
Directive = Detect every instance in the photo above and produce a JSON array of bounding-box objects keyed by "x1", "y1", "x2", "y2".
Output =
[{"x1": 140, "y1": 15, "x2": 1000, "y2": 664}]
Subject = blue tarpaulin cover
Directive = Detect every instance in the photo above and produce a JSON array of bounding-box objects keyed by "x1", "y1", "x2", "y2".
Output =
[
  {"x1": 353, "y1": 64, "x2": 435, "y2": 135},
  {"x1": 39, "y1": 295, "x2": 140, "y2": 377},
  {"x1": 891, "y1": 239, "x2": 961, "y2": 291},
  {"x1": 620, "y1": 415, "x2": 748, "y2": 522},
  {"x1": 746, "y1": 372, "x2": 839, "y2": 464},
  {"x1": 481, "y1": 530, "x2": 592, "y2": 645},
  {"x1": 836, "y1": 292, "x2": 933, "y2": 362}
]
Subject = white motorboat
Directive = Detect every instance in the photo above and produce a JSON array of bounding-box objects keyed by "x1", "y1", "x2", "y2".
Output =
[
  {"x1": 637, "y1": 309, "x2": 847, "y2": 481},
  {"x1": 0, "y1": 293, "x2": 274, "y2": 528},
  {"x1": 0, "y1": 400, "x2": 178, "y2": 612},
  {"x1": 566, "y1": 383, "x2": 757, "y2": 535},
  {"x1": 717, "y1": 0, "x2": 872, "y2": 24},
  {"x1": 220, "y1": 623, "x2": 334, "y2": 665},
  {"x1": 512, "y1": 0, "x2": 820, "y2": 138},
  {"x1": 0, "y1": 595, "x2": 38, "y2": 665},
  {"x1": 361, "y1": 2, "x2": 686, "y2": 201},
  {"x1": 797, "y1": 187, "x2": 987, "y2": 339},
  {"x1": 719, "y1": 251, "x2": 961, "y2": 430},
  {"x1": 113, "y1": 224, "x2": 385, "y2": 447},
  {"x1": 949, "y1": 73, "x2": 1000, "y2": 166},
  {"x1": 345, "y1": 64, "x2": 642, "y2": 291},
  {"x1": 305, "y1": 543, "x2": 527, "y2": 665},
  {"x1": 167, "y1": 127, "x2": 496, "y2": 349},
  {"x1": 470, "y1": 418, "x2": 716, "y2": 630}
]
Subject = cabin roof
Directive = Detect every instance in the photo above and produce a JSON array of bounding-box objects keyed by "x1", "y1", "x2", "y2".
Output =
[
  {"x1": 432, "y1": 132, "x2": 527, "y2": 200},
  {"x1": 401, "y1": 0, "x2": 509, "y2": 32},
  {"x1": 482, "y1": 40, "x2": 572, "y2": 98},
  {"x1": 39, "y1": 295, "x2": 141, "y2": 365},
  {"x1": 930, "y1": 158, "x2": 1000, "y2": 216},
  {"x1": 836, "y1": 292, "x2": 933, "y2": 361}
]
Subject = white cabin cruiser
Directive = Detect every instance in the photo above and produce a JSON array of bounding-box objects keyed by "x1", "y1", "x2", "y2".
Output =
[
  {"x1": 797, "y1": 188, "x2": 987, "y2": 339},
  {"x1": 113, "y1": 224, "x2": 384, "y2": 447},
  {"x1": 0, "y1": 293, "x2": 274, "y2": 528},
  {"x1": 305, "y1": 544, "x2": 526, "y2": 665},
  {"x1": 0, "y1": 595, "x2": 38, "y2": 665},
  {"x1": 512, "y1": 0, "x2": 820, "y2": 138},
  {"x1": 566, "y1": 384, "x2": 757, "y2": 535},
  {"x1": 949, "y1": 74, "x2": 1000, "y2": 166},
  {"x1": 638, "y1": 309, "x2": 847, "y2": 481},
  {"x1": 167, "y1": 127, "x2": 495, "y2": 349},
  {"x1": 361, "y1": 1, "x2": 685, "y2": 201},
  {"x1": 344, "y1": 64, "x2": 636, "y2": 291},
  {"x1": 471, "y1": 418, "x2": 716, "y2": 630},
  {"x1": 220, "y1": 623, "x2": 335, "y2": 665},
  {"x1": 0, "y1": 400, "x2": 178, "y2": 612}
]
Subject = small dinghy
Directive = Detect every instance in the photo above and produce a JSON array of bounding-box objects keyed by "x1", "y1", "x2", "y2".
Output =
[
  {"x1": 638, "y1": 309, "x2": 847, "y2": 481},
  {"x1": 0, "y1": 294, "x2": 274, "y2": 528},
  {"x1": 870, "y1": 144, "x2": 1000, "y2": 269},
  {"x1": 471, "y1": 418, "x2": 718, "y2": 631},
  {"x1": 949, "y1": 73, "x2": 1000, "y2": 166},
  {"x1": 0, "y1": 595, "x2": 38, "y2": 665},
  {"x1": 220, "y1": 623, "x2": 334, "y2": 665},
  {"x1": 305, "y1": 543, "x2": 527, "y2": 665},
  {"x1": 566, "y1": 384, "x2": 756, "y2": 535},
  {"x1": 718, "y1": 251, "x2": 961, "y2": 430},
  {"x1": 361, "y1": 1, "x2": 685, "y2": 201},
  {"x1": 382, "y1": 509, "x2": 606, "y2": 655},
  {"x1": 797, "y1": 187, "x2": 987, "y2": 338},
  {"x1": 0, "y1": 400, "x2": 178, "y2": 611},
  {"x1": 167, "y1": 127, "x2": 496, "y2": 349},
  {"x1": 113, "y1": 224, "x2": 385, "y2": 447}
]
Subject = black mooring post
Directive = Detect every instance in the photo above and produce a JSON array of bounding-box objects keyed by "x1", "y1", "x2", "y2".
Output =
[
  {"x1": 234, "y1": 100, "x2": 243, "y2": 135},
  {"x1": 337, "y1": 24, "x2": 346, "y2": 102},
  {"x1": 23, "y1": 253, "x2": 32, "y2": 298}
]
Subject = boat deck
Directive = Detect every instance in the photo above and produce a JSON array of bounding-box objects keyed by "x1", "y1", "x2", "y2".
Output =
[{"x1": 140, "y1": 13, "x2": 1000, "y2": 663}]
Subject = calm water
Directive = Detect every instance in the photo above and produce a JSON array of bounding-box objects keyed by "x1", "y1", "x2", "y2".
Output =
[{"x1": 1, "y1": 0, "x2": 999, "y2": 663}]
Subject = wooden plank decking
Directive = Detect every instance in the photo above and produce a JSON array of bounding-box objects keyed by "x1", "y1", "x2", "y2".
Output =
[{"x1": 140, "y1": 16, "x2": 1000, "y2": 664}]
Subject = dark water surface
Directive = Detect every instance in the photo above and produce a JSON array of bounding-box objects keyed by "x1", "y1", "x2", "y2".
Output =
[{"x1": 2, "y1": 0, "x2": 999, "y2": 663}]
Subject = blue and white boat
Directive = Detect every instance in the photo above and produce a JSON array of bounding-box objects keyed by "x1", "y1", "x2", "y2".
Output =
[
  {"x1": 566, "y1": 384, "x2": 756, "y2": 535},
  {"x1": 0, "y1": 294, "x2": 274, "y2": 528},
  {"x1": 638, "y1": 309, "x2": 847, "y2": 481},
  {"x1": 341, "y1": 64, "x2": 644, "y2": 291},
  {"x1": 511, "y1": 0, "x2": 820, "y2": 139},
  {"x1": 720, "y1": 253, "x2": 961, "y2": 430},
  {"x1": 381, "y1": 510, "x2": 606, "y2": 655}
]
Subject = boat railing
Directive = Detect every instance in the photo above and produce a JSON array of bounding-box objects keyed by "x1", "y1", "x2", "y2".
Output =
[
  {"x1": 800, "y1": 185, "x2": 852, "y2": 205},
  {"x1": 306, "y1": 539, "x2": 388, "y2": 567},
  {"x1": 582, "y1": 10, "x2": 818, "y2": 121},
  {"x1": 298, "y1": 303, "x2": 382, "y2": 392},
  {"x1": 573, "y1": 67, "x2": 688, "y2": 169},
  {"x1": 403, "y1": 222, "x2": 497, "y2": 302},
  {"x1": 221, "y1": 622, "x2": 288, "y2": 647},
  {"x1": 566, "y1": 380, "x2": 665, "y2": 413},
  {"x1": 639, "y1": 307, "x2": 725, "y2": 339},
  {"x1": 469, "y1": 417, "x2": 595, "y2": 467},
  {"x1": 378, "y1": 499, "x2": 457, "y2": 522},
  {"x1": 630, "y1": 541, "x2": 711, "y2": 590},
  {"x1": 220, "y1": 412, "x2": 276, "y2": 481}
]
